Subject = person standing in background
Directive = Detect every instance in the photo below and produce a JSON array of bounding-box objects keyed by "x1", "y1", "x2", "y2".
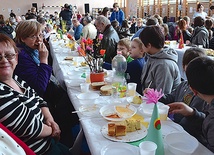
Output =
[
  {"x1": 210, "y1": 6, "x2": 214, "y2": 19},
  {"x1": 193, "y1": 3, "x2": 207, "y2": 20},
  {"x1": 110, "y1": 2, "x2": 125, "y2": 26},
  {"x1": 101, "y1": 7, "x2": 110, "y2": 18},
  {"x1": 59, "y1": 3, "x2": 73, "y2": 32}
]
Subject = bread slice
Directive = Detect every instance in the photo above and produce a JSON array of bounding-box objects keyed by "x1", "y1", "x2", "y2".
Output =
[
  {"x1": 64, "y1": 56, "x2": 73, "y2": 60},
  {"x1": 100, "y1": 85, "x2": 113, "y2": 96},
  {"x1": 91, "y1": 82, "x2": 105, "y2": 90}
]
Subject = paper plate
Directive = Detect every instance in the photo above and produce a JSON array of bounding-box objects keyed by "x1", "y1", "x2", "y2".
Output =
[
  {"x1": 101, "y1": 142, "x2": 139, "y2": 155},
  {"x1": 161, "y1": 121, "x2": 184, "y2": 138},
  {"x1": 100, "y1": 104, "x2": 137, "y2": 121},
  {"x1": 101, "y1": 123, "x2": 147, "y2": 142},
  {"x1": 79, "y1": 104, "x2": 102, "y2": 116}
]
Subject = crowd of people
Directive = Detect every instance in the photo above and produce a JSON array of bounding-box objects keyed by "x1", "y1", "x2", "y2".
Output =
[{"x1": 0, "y1": 1, "x2": 214, "y2": 154}]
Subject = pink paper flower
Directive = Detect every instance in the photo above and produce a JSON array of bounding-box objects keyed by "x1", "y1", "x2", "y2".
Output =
[
  {"x1": 77, "y1": 46, "x2": 81, "y2": 50},
  {"x1": 82, "y1": 38, "x2": 87, "y2": 43},
  {"x1": 86, "y1": 45, "x2": 92, "y2": 51},
  {"x1": 98, "y1": 34, "x2": 103, "y2": 40},
  {"x1": 144, "y1": 89, "x2": 164, "y2": 104}
]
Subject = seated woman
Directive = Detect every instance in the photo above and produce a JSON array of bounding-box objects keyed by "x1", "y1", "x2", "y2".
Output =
[
  {"x1": 14, "y1": 20, "x2": 78, "y2": 147},
  {"x1": 177, "y1": 19, "x2": 192, "y2": 43},
  {"x1": 0, "y1": 34, "x2": 71, "y2": 155}
]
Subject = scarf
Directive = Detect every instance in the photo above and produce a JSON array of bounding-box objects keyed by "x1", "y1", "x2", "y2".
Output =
[{"x1": 23, "y1": 44, "x2": 40, "y2": 65}]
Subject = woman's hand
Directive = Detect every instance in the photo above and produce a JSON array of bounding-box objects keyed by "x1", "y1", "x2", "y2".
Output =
[
  {"x1": 46, "y1": 118, "x2": 61, "y2": 141},
  {"x1": 38, "y1": 42, "x2": 49, "y2": 64},
  {"x1": 168, "y1": 102, "x2": 195, "y2": 116}
]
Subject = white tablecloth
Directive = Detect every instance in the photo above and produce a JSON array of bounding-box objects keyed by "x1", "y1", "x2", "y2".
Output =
[{"x1": 49, "y1": 36, "x2": 214, "y2": 155}]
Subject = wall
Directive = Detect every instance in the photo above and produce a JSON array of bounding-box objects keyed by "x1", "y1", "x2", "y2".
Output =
[{"x1": 0, "y1": 0, "x2": 114, "y2": 19}]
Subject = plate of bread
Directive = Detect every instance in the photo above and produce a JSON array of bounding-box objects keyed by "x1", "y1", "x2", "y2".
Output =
[
  {"x1": 99, "y1": 104, "x2": 137, "y2": 121},
  {"x1": 101, "y1": 119, "x2": 147, "y2": 142}
]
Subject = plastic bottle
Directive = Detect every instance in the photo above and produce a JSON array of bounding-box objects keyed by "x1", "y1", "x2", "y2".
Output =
[{"x1": 111, "y1": 51, "x2": 127, "y2": 98}]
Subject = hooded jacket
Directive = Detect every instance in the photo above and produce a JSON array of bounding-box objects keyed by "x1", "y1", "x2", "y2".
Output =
[
  {"x1": 141, "y1": 47, "x2": 181, "y2": 94},
  {"x1": 191, "y1": 26, "x2": 209, "y2": 48}
]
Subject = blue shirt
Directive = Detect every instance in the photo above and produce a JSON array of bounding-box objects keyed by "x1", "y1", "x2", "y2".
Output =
[{"x1": 73, "y1": 24, "x2": 83, "y2": 40}]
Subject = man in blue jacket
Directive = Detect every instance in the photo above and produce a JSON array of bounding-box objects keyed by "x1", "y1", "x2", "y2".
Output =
[{"x1": 110, "y1": 2, "x2": 125, "y2": 26}]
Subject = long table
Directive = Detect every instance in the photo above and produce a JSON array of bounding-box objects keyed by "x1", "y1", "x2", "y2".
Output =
[{"x1": 49, "y1": 35, "x2": 214, "y2": 155}]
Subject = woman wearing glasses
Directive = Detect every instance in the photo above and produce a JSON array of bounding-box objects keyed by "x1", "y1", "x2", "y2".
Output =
[
  {"x1": 14, "y1": 20, "x2": 78, "y2": 148},
  {"x1": 0, "y1": 34, "x2": 72, "y2": 154}
]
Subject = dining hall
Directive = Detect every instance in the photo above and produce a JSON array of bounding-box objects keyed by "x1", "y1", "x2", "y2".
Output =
[{"x1": 0, "y1": 0, "x2": 214, "y2": 155}]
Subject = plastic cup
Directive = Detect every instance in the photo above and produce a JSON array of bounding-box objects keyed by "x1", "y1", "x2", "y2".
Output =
[
  {"x1": 159, "y1": 105, "x2": 170, "y2": 121},
  {"x1": 170, "y1": 40, "x2": 177, "y2": 48},
  {"x1": 139, "y1": 141, "x2": 157, "y2": 155},
  {"x1": 80, "y1": 83, "x2": 90, "y2": 93},
  {"x1": 73, "y1": 57, "x2": 79, "y2": 67},
  {"x1": 127, "y1": 83, "x2": 137, "y2": 96}
]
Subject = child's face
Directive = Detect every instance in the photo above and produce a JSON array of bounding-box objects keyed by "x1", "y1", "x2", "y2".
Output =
[
  {"x1": 130, "y1": 41, "x2": 142, "y2": 59},
  {"x1": 117, "y1": 44, "x2": 129, "y2": 58}
]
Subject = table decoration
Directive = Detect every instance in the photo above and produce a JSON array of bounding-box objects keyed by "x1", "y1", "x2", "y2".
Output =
[
  {"x1": 67, "y1": 33, "x2": 76, "y2": 51},
  {"x1": 77, "y1": 34, "x2": 106, "y2": 82},
  {"x1": 143, "y1": 89, "x2": 164, "y2": 155}
]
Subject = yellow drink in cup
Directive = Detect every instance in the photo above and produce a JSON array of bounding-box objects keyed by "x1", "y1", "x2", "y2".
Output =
[
  {"x1": 128, "y1": 89, "x2": 136, "y2": 96},
  {"x1": 127, "y1": 83, "x2": 137, "y2": 97}
]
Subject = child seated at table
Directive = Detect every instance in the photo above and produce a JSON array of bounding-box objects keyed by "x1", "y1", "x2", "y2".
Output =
[
  {"x1": 159, "y1": 47, "x2": 208, "y2": 138},
  {"x1": 103, "y1": 38, "x2": 133, "y2": 70},
  {"x1": 126, "y1": 38, "x2": 146, "y2": 94},
  {"x1": 168, "y1": 57, "x2": 214, "y2": 153},
  {"x1": 139, "y1": 25, "x2": 180, "y2": 94},
  {"x1": 103, "y1": 38, "x2": 146, "y2": 94}
]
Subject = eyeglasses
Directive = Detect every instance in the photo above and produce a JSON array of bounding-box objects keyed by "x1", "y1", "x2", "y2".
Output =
[
  {"x1": 0, "y1": 53, "x2": 17, "y2": 61},
  {"x1": 28, "y1": 33, "x2": 43, "y2": 40}
]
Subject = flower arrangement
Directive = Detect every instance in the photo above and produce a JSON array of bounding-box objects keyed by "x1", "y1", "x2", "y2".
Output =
[
  {"x1": 66, "y1": 33, "x2": 75, "y2": 50},
  {"x1": 77, "y1": 34, "x2": 106, "y2": 73},
  {"x1": 143, "y1": 89, "x2": 164, "y2": 104}
]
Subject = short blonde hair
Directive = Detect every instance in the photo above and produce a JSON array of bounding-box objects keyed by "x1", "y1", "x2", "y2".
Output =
[
  {"x1": 118, "y1": 38, "x2": 131, "y2": 50},
  {"x1": 15, "y1": 20, "x2": 42, "y2": 45},
  {"x1": 132, "y1": 38, "x2": 143, "y2": 49}
]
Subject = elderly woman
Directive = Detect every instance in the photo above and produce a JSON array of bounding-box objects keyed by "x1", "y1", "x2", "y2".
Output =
[
  {"x1": 0, "y1": 34, "x2": 72, "y2": 154},
  {"x1": 14, "y1": 20, "x2": 78, "y2": 147}
]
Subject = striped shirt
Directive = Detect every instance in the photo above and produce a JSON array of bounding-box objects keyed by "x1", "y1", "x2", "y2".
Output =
[{"x1": 0, "y1": 75, "x2": 51, "y2": 154}]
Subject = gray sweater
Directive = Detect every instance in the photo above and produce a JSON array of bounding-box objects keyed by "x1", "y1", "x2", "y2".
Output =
[{"x1": 141, "y1": 47, "x2": 181, "y2": 94}]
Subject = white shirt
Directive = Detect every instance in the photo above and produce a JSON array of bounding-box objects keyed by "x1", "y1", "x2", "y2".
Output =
[
  {"x1": 82, "y1": 23, "x2": 97, "y2": 40},
  {"x1": 193, "y1": 11, "x2": 207, "y2": 20}
]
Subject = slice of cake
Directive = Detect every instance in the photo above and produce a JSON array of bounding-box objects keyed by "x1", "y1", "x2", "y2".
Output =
[
  {"x1": 115, "y1": 121, "x2": 126, "y2": 136},
  {"x1": 107, "y1": 121, "x2": 126, "y2": 137},
  {"x1": 125, "y1": 119, "x2": 142, "y2": 132},
  {"x1": 108, "y1": 123, "x2": 115, "y2": 136}
]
